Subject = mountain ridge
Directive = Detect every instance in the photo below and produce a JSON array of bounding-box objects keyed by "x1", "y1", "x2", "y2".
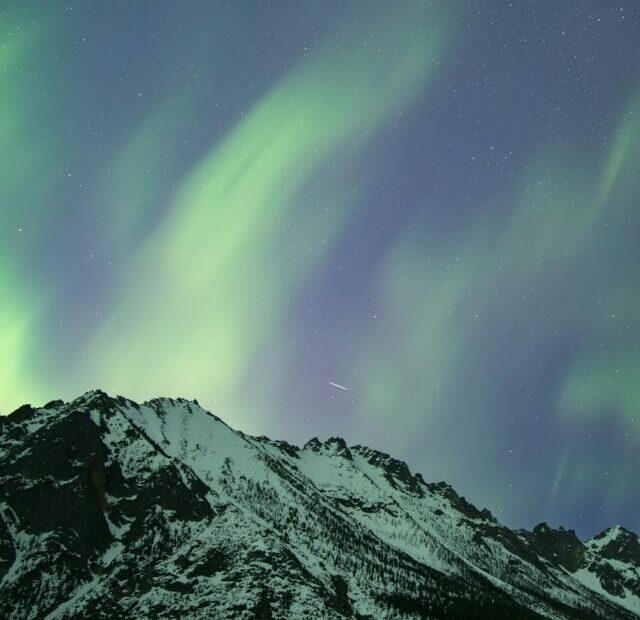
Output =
[{"x1": 1, "y1": 390, "x2": 638, "y2": 619}]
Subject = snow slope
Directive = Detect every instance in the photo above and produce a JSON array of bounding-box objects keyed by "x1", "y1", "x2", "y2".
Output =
[{"x1": 0, "y1": 390, "x2": 637, "y2": 619}]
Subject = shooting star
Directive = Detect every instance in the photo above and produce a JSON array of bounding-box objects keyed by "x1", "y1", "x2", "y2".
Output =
[{"x1": 328, "y1": 381, "x2": 348, "y2": 391}]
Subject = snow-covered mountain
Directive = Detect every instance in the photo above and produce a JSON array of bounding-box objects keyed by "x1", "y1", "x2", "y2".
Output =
[{"x1": 1, "y1": 390, "x2": 638, "y2": 619}]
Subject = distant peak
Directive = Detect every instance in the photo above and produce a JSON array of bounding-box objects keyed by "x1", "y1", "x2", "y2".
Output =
[
  {"x1": 83, "y1": 388, "x2": 108, "y2": 397},
  {"x1": 144, "y1": 396, "x2": 202, "y2": 409},
  {"x1": 532, "y1": 522, "x2": 578, "y2": 539},
  {"x1": 593, "y1": 524, "x2": 632, "y2": 539},
  {"x1": 352, "y1": 445, "x2": 426, "y2": 496},
  {"x1": 325, "y1": 436, "x2": 347, "y2": 447},
  {"x1": 589, "y1": 524, "x2": 640, "y2": 564},
  {"x1": 79, "y1": 388, "x2": 116, "y2": 402},
  {"x1": 323, "y1": 437, "x2": 353, "y2": 460},
  {"x1": 73, "y1": 389, "x2": 114, "y2": 407},
  {"x1": 526, "y1": 522, "x2": 585, "y2": 572},
  {"x1": 43, "y1": 399, "x2": 65, "y2": 410},
  {"x1": 302, "y1": 436, "x2": 354, "y2": 460},
  {"x1": 254, "y1": 436, "x2": 300, "y2": 458},
  {"x1": 6, "y1": 403, "x2": 37, "y2": 422},
  {"x1": 303, "y1": 437, "x2": 322, "y2": 451}
]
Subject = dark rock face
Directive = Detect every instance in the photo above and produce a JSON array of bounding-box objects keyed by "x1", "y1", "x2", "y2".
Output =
[
  {"x1": 593, "y1": 561, "x2": 627, "y2": 597},
  {"x1": 584, "y1": 526, "x2": 640, "y2": 607},
  {"x1": 526, "y1": 523, "x2": 586, "y2": 572},
  {"x1": 0, "y1": 514, "x2": 16, "y2": 581},
  {"x1": 331, "y1": 574, "x2": 353, "y2": 616},
  {"x1": 0, "y1": 391, "x2": 638, "y2": 620},
  {"x1": 43, "y1": 399, "x2": 65, "y2": 410},
  {"x1": 426, "y1": 480, "x2": 496, "y2": 523},
  {"x1": 6, "y1": 403, "x2": 37, "y2": 421},
  {"x1": 351, "y1": 445, "x2": 425, "y2": 495},
  {"x1": 324, "y1": 437, "x2": 354, "y2": 461},
  {"x1": 3, "y1": 411, "x2": 112, "y2": 544},
  {"x1": 0, "y1": 394, "x2": 219, "y2": 620},
  {"x1": 303, "y1": 436, "x2": 322, "y2": 451},
  {"x1": 596, "y1": 527, "x2": 640, "y2": 565},
  {"x1": 0, "y1": 407, "x2": 113, "y2": 617}
]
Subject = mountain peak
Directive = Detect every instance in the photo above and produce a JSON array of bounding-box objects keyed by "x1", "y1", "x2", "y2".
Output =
[
  {"x1": 351, "y1": 444, "x2": 426, "y2": 496},
  {"x1": 144, "y1": 395, "x2": 199, "y2": 412},
  {"x1": 6, "y1": 403, "x2": 37, "y2": 422},
  {"x1": 145, "y1": 395, "x2": 200, "y2": 406},
  {"x1": 43, "y1": 399, "x2": 65, "y2": 410},
  {"x1": 80, "y1": 388, "x2": 109, "y2": 400},
  {"x1": 526, "y1": 522, "x2": 585, "y2": 572},
  {"x1": 592, "y1": 524, "x2": 636, "y2": 541},
  {"x1": 72, "y1": 388, "x2": 116, "y2": 409},
  {"x1": 303, "y1": 436, "x2": 322, "y2": 451},
  {"x1": 532, "y1": 521, "x2": 577, "y2": 537},
  {"x1": 302, "y1": 436, "x2": 353, "y2": 460},
  {"x1": 324, "y1": 436, "x2": 353, "y2": 460},
  {"x1": 589, "y1": 525, "x2": 640, "y2": 565},
  {"x1": 2, "y1": 390, "x2": 639, "y2": 620}
]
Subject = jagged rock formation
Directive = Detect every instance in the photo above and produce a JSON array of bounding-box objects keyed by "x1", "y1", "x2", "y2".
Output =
[{"x1": 1, "y1": 391, "x2": 638, "y2": 619}]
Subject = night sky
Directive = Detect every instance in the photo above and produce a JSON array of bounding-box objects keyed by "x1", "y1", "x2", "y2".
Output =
[{"x1": 2, "y1": 1, "x2": 639, "y2": 538}]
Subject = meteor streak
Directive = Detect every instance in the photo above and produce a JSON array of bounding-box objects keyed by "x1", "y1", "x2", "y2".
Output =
[{"x1": 328, "y1": 381, "x2": 348, "y2": 391}]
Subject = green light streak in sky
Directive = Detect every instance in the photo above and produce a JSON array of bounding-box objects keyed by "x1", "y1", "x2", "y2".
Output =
[
  {"x1": 558, "y1": 88, "x2": 640, "y2": 434},
  {"x1": 351, "y1": 83, "x2": 640, "y2": 496},
  {"x1": 1, "y1": 19, "x2": 43, "y2": 244},
  {"x1": 101, "y1": 98, "x2": 185, "y2": 249},
  {"x1": 560, "y1": 352, "x2": 640, "y2": 431},
  {"x1": 0, "y1": 267, "x2": 46, "y2": 411},
  {"x1": 597, "y1": 88, "x2": 640, "y2": 205},
  {"x1": 99, "y1": 74, "x2": 208, "y2": 253},
  {"x1": 66, "y1": 1, "x2": 458, "y2": 427},
  {"x1": 0, "y1": 7, "x2": 63, "y2": 247},
  {"x1": 354, "y1": 229, "x2": 474, "y2": 436},
  {"x1": 496, "y1": 153, "x2": 594, "y2": 273},
  {"x1": 0, "y1": 11, "x2": 54, "y2": 410},
  {"x1": 352, "y1": 154, "x2": 590, "y2": 441},
  {"x1": 545, "y1": 449, "x2": 569, "y2": 516}
]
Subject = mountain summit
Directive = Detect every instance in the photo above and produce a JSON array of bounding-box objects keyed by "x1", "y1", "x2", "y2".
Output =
[{"x1": 1, "y1": 391, "x2": 638, "y2": 619}]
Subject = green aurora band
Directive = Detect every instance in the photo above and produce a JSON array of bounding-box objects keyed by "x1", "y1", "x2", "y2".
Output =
[
  {"x1": 61, "y1": 2, "x2": 456, "y2": 433},
  {"x1": 1, "y1": 1, "x2": 639, "y2": 533},
  {"x1": 350, "y1": 86, "x2": 640, "y2": 522}
]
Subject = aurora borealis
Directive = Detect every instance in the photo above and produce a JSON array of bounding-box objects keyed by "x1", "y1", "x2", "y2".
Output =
[{"x1": 1, "y1": 1, "x2": 639, "y2": 537}]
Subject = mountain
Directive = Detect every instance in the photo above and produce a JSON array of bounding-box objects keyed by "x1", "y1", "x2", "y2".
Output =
[{"x1": 1, "y1": 390, "x2": 638, "y2": 619}]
